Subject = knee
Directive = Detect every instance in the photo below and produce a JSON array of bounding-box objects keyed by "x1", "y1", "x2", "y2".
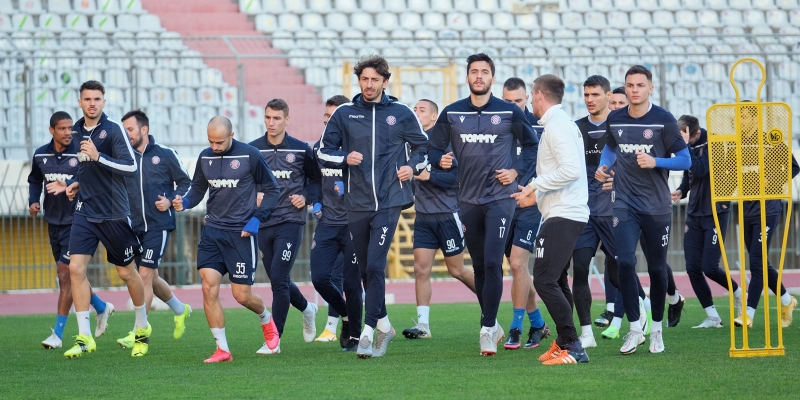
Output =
[
  {"x1": 232, "y1": 288, "x2": 251, "y2": 305},
  {"x1": 617, "y1": 255, "x2": 636, "y2": 271},
  {"x1": 413, "y1": 263, "x2": 431, "y2": 279},
  {"x1": 202, "y1": 280, "x2": 218, "y2": 299},
  {"x1": 510, "y1": 259, "x2": 527, "y2": 276},
  {"x1": 139, "y1": 268, "x2": 154, "y2": 283},
  {"x1": 311, "y1": 273, "x2": 327, "y2": 289},
  {"x1": 116, "y1": 265, "x2": 138, "y2": 282},
  {"x1": 57, "y1": 266, "x2": 71, "y2": 284}
]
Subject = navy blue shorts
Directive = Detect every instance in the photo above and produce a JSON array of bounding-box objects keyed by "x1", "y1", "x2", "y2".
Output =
[
  {"x1": 135, "y1": 230, "x2": 170, "y2": 269},
  {"x1": 505, "y1": 206, "x2": 542, "y2": 256},
  {"x1": 69, "y1": 214, "x2": 141, "y2": 266},
  {"x1": 197, "y1": 225, "x2": 257, "y2": 285},
  {"x1": 413, "y1": 212, "x2": 465, "y2": 257},
  {"x1": 48, "y1": 224, "x2": 71, "y2": 264},
  {"x1": 574, "y1": 215, "x2": 616, "y2": 257}
]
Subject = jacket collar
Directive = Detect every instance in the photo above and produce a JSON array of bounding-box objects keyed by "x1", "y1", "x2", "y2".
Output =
[
  {"x1": 77, "y1": 112, "x2": 109, "y2": 131},
  {"x1": 47, "y1": 138, "x2": 80, "y2": 155},
  {"x1": 538, "y1": 104, "x2": 563, "y2": 125},
  {"x1": 262, "y1": 132, "x2": 290, "y2": 149},
  {"x1": 352, "y1": 92, "x2": 396, "y2": 108},
  {"x1": 467, "y1": 94, "x2": 499, "y2": 111}
]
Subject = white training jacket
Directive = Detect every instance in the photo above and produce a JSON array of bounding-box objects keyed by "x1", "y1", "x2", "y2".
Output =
[{"x1": 529, "y1": 104, "x2": 590, "y2": 223}]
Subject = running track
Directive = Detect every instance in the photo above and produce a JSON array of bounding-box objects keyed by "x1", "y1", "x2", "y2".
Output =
[{"x1": 2, "y1": 271, "x2": 800, "y2": 316}]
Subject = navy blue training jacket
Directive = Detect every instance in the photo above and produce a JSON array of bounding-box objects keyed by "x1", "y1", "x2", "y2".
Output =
[
  {"x1": 126, "y1": 135, "x2": 191, "y2": 233},
  {"x1": 317, "y1": 93, "x2": 429, "y2": 212},
  {"x1": 28, "y1": 139, "x2": 80, "y2": 225}
]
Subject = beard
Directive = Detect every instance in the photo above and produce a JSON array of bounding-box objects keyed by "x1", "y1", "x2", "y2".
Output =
[{"x1": 468, "y1": 81, "x2": 491, "y2": 96}]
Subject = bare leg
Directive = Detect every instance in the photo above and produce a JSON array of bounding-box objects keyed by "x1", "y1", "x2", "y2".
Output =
[
  {"x1": 56, "y1": 261, "x2": 72, "y2": 316},
  {"x1": 69, "y1": 254, "x2": 93, "y2": 312},
  {"x1": 200, "y1": 269, "x2": 225, "y2": 328},
  {"x1": 115, "y1": 261, "x2": 145, "y2": 306},
  {"x1": 139, "y1": 267, "x2": 156, "y2": 310},
  {"x1": 231, "y1": 283, "x2": 267, "y2": 314},
  {"x1": 413, "y1": 248, "x2": 436, "y2": 306},
  {"x1": 444, "y1": 252, "x2": 476, "y2": 293},
  {"x1": 509, "y1": 245, "x2": 537, "y2": 312},
  {"x1": 151, "y1": 269, "x2": 175, "y2": 304}
]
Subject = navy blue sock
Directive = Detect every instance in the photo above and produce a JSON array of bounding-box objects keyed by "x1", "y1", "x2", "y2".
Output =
[
  {"x1": 528, "y1": 309, "x2": 545, "y2": 330},
  {"x1": 510, "y1": 308, "x2": 525, "y2": 331},
  {"x1": 90, "y1": 293, "x2": 106, "y2": 314},
  {"x1": 55, "y1": 314, "x2": 68, "y2": 339}
]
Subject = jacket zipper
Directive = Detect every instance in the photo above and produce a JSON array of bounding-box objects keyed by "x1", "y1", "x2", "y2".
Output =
[
  {"x1": 138, "y1": 151, "x2": 147, "y2": 232},
  {"x1": 371, "y1": 104, "x2": 378, "y2": 211}
]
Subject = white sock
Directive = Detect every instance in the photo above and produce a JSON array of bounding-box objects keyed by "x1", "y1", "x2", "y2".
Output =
[
  {"x1": 325, "y1": 316, "x2": 338, "y2": 332},
  {"x1": 211, "y1": 327, "x2": 230, "y2": 352},
  {"x1": 781, "y1": 292, "x2": 792, "y2": 306},
  {"x1": 611, "y1": 317, "x2": 622, "y2": 329},
  {"x1": 643, "y1": 296, "x2": 652, "y2": 311},
  {"x1": 134, "y1": 304, "x2": 148, "y2": 330},
  {"x1": 606, "y1": 303, "x2": 614, "y2": 313},
  {"x1": 705, "y1": 306, "x2": 720, "y2": 319},
  {"x1": 747, "y1": 307, "x2": 756, "y2": 319},
  {"x1": 734, "y1": 287, "x2": 742, "y2": 298},
  {"x1": 417, "y1": 305, "x2": 430, "y2": 325},
  {"x1": 132, "y1": 322, "x2": 137, "y2": 333},
  {"x1": 258, "y1": 307, "x2": 272, "y2": 325},
  {"x1": 362, "y1": 325, "x2": 374, "y2": 341},
  {"x1": 630, "y1": 318, "x2": 643, "y2": 333},
  {"x1": 376, "y1": 316, "x2": 392, "y2": 333},
  {"x1": 580, "y1": 325, "x2": 592, "y2": 337},
  {"x1": 667, "y1": 292, "x2": 681, "y2": 305},
  {"x1": 166, "y1": 296, "x2": 185, "y2": 315},
  {"x1": 651, "y1": 320, "x2": 663, "y2": 333},
  {"x1": 76, "y1": 311, "x2": 91, "y2": 336},
  {"x1": 342, "y1": 316, "x2": 348, "y2": 322}
]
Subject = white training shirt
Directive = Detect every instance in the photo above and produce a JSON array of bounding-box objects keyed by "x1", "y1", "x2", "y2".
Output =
[{"x1": 529, "y1": 104, "x2": 589, "y2": 223}]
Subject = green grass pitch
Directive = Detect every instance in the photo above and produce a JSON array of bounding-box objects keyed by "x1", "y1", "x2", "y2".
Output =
[{"x1": 2, "y1": 299, "x2": 799, "y2": 399}]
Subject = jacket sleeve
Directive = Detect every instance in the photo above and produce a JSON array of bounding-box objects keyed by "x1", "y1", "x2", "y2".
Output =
[
  {"x1": 251, "y1": 151, "x2": 280, "y2": 223},
  {"x1": 96, "y1": 125, "x2": 137, "y2": 177},
  {"x1": 677, "y1": 170, "x2": 690, "y2": 199},
  {"x1": 687, "y1": 145, "x2": 709, "y2": 179},
  {"x1": 532, "y1": 122, "x2": 582, "y2": 193},
  {"x1": 317, "y1": 110, "x2": 348, "y2": 168},
  {"x1": 27, "y1": 156, "x2": 44, "y2": 206},
  {"x1": 427, "y1": 110, "x2": 452, "y2": 168},
  {"x1": 182, "y1": 154, "x2": 209, "y2": 209},
  {"x1": 511, "y1": 107, "x2": 539, "y2": 180},
  {"x1": 303, "y1": 142, "x2": 321, "y2": 204},
  {"x1": 166, "y1": 148, "x2": 192, "y2": 198},
  {"x1": 402, "y1": 107, "x2": 430, "y2": 173}
]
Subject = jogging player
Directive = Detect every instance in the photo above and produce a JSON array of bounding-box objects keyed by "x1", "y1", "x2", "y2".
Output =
[
  {"x1": 512, "y1": 74, "x2": 589, "y2": 365},
  {"x1": 173, "y1": 116, "x2": 281, "y2": 362},
  {"x1": 429, "y1": 53, "x2": 539, "y2": 356},
  {"x1": 310, "y1": 95, "x2": 364, "y2": 350},
  {"x1": 595, "y1": 66, "x2": 690, "y2": 354},
  {"x1": 500, "y1": 78, "x2": 549, "y2": 350},
  {"x1": 402, "y1": 98, "x2": 477, "y2": 340},
  {"x1": 249, "y1": 99, "x2": 319, "y2": 353},
  {"x1": 29, "y1": 111, "x2": 112, "y2": 349},
  {"x1": 116, "y1": 110, "x2": 192, "y2": 348},
  {"x1": 63, "y1": 80, "x2": 150, "y2": 358},
  {"x1": 318, "y1": 55, "x2": 430, "y2": 359}
]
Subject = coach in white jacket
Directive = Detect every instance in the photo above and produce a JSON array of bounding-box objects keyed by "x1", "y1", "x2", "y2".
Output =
[{"x1": 512, "y1": 74, "x2": 590, "y2": 365}]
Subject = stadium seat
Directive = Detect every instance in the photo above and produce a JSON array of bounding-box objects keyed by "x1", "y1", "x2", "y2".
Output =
[
  {"x1": 137, "y1": 31, "x2": 161, "y2": 51},
  {"x1": 430, "y1": 0, "x2": 453, "y2": 11},
  {"x1": 568, "y1": 0, "x2": 591, "y2": 10},
  {"x1": 629, "y1": 10, "x2": 653, "y2": 28},
  {"x1": 301, "y1": 13, "x2": 324, "y2": 31},
  {"x1": 652, "y1": 10, "x2": 676, "y2": 28},
  {"x1": 702, "y1": 62, "x2": 727, "y2": 82},
  {"x1": 771, "y1": 79, "x2": 792, "y2": 98},
  {"x1": 694, "y1": 27, "x2": 719, "y2": 46},
  {"x1": 680, "y1": 63, "x2": 703, "y2": 82},
  {"x1": 691, "y1": 99, "x2": 712, "y2": 119},
  {"x1": 446, "y1": 12, "x2": 469, "y2": 30},
  {"x1": 91, "y1": 13, "x2": 116, "y2": 32},
  {"x1": 694, "y1": 9, "x2": 720, "y2": 27},
  {"x1": 64, "y1": 13, "x2": 92, "y2": 32},
  {"x1": 294, "y1": 30, "x2": 315, "y2": 49},
  {"x1": 376, "y1": 12, "x2": 399, "y2": 28},
  {"x1": 39, "y1": 13, "x2": 64, "y2": 31},
  {"x1": 594, "y1": 46, "x2": 617, "y2": 65},
  {"x1": 616, "y1": 45, "x2": 639, "y2": 64},
  {"x1": 730, "y1": 0, "x2": 752, "y2": 8},
  {"x1": 116, "y1": 13, "x2": 139, "y2": 31},
  {"x1": 591, "y1": 0, "x2": 615, "y2": 10},
  {"x1": 491, "y1": 12, "x2": 514, "y2": 29},
  {"x1": 777, "y1": 0, "x2": 797, "y2": 8},
  {"x1": 686, "y1": 44, "x2": 709, "y2": 63},
  {"x1": 150, "y1": 87, "x2": 173, "y2": 105},
  {"x1": 720, "y1": 10, "x2": 745, "y2": 26},
  {"x1": 309, "y1": 0, "x2": 333, "y2": 12},
  {"x1": 11, "y1": 31, "x2": 35, "y2": 50},
  {"x1": 561, "y1": 11, "x2": 584, "y2": 27},
  {"x1": 139, "y1": 14, "x2": 163, "y2": 32},
  {"x1": 73, "y1": 0, "x2": 97, "y2": 14},
  {"x1": 623, "y1": 28, "x2": 647, "y2": 47},
  {"x1": 104, "y1": 68, "x2": 129, "y2": 87},
  {"x1": 366, "y1": 29, "x2": 390, "y2": 48},
  {"x1": 397, "y1": 12, "x2": 421, "y2": 30},
  {"x1": 279, "y1": 13, "x2": 301, "y2": 31},
  {"x1": 285, "y1": 0, "x2": 308, "y2": 12},
  {"x1": 766, "y1": 9, "x2": 788, "y2": 26},
  {"x1": 31, "y1": 68, "x2": 55, "y2": 88},
  {"x1": 12, "y1": 13, "x2": 35, "y2": 31},
  {"x1": 637, "y1": 0, "x2": 659, "y2": 10},
  {"x1": 106, "y1": 49, "x2": 130, "y2": 69},
  {"x1": 614, "y1": 0, "x2": 637, "y2": 11},
  {"x1": 470, "y1": 12, "x2": 492, "y2": 29},
  {"x1": 240, "y1": 0, "x2": 263, "y2": 13},
  {"x1": 697, "y1": 81, "x2": 721, "y2": 99},
  {"x1": 484, "y1": 28, "x2": 505, "y2": 47},
  {"x1": 152, "y1": 68, "x2": 177, "y2": 88},
  {"x1": 743, "y1": 9, "x2": 766, "y2": 26},
  {"x1": 777, "y1": 61, "x2": 800, "y2": 80},
  {"x1": 136, "y1": 68, "x2": 153, "y2": 88},
  {"x1": 263, "y1": 0, "x2": 285, "y2": 12},
  {"x1": 752, "y1": 26, "x2": 777, "y2": 44},
  {"x1": 47, "y1": 0, "x2": 71, "y2": 14},
  {"x1": 83, "y1": 31, "x2": 110, "y2": 51},
  {"x1": 406, "y1": 0, "x2": 429, "y2": 11},
  {"x1": 753, "y1": 0, "x2": 776, "y2": 7},
  {"x1": 173, "y1": 88, "x2": 196, "y2": 105},
  {"x1": 350, "y1": 11, "x2": 372, "y2": 31},
  {"x1": 422, "y1": 12, "x2": 445, "y2": 30},
  {"x1": 605, "y1": 11, "x2": 629, "y2": 27},
  {"x1": 0, "y1": 14, "x2": 13, "y2": 32}
]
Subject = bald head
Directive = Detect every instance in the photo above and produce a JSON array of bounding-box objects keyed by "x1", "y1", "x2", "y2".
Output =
[{"x1": 207, "y1": 116, "x2": 234, "y2": 154}]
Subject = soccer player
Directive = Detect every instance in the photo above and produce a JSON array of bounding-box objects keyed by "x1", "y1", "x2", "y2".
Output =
[
  {"x1": 310, "y1": 94, "x2": 364, "y2": 349},
  {"x1": 671, "y1": 115, "x2": 742, "y2": 328},
  {"x1": 29, "y1": 111, "x2": 113, "y2": 349},
  {"x1": 248, "y1": 99, "x2": 319, "y2": 353},
  {"x1": 511, "y1": 74, "x2": 589, "y2": 365},
  {"x1": 63, "y1": 80, "x2": 150, "y2": 358},
  {"x1": 402, "y1": 99, "x2": 477, "y2": 340},
  {"x1": 429, "y1": 53, "x2": 538, "y2": 356},
  {"x1": 570, "y1": 75, "x2": 619, "y2": 348},
  {"x1": 595, "y1": 65, "x2": 690, "y2": 354},
  {"x1": 116, "y1": 110, "x2": 192, "y2": 348},
  {"x1": 173, "y1": 116, "x2": 281, "y2": 362},
  {"x1": 732, "y1": 103, "x2": 798, "y2": 328},
  {"x1": 318, "y1": 55, "x2": 429, "y2": 358},
  {"x1": 500, "y1": 78, "x2": 549, "y2": 350}
]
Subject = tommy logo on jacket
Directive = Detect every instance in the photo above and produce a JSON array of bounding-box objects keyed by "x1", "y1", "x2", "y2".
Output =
[
  {"x1": 272, "y1": 170, "x2": 293, "y2": 179},
  {"x1": 208, "y1": 179, "x2": 239, "y2": 188},
  {"x1": 460, "y1": 134, "x2": 497, "y2": 143},
  {"x1": 321, "y1": 168, "x2": 343, "y2": 177},
  {"x1": 619, "y1": 144, "x2": 653, "y2": 153}
]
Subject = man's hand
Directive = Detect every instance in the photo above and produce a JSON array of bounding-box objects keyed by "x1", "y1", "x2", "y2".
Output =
[
  {"x1": 510, "y1": 184, "x2": 537, "y2": 208},
  {"x1": 495, "y1": 169, "x2": 518, "y2": 186},
  {"x1": 595, "y1": 165, "x2": 611, "y2": 183},
  {"x1": 416, "y1": 169, "x2": 431, "y2": 181},
  {"x1": 45, "y1": 179, "x2": 67, "y2": 195},
  {"x1": 289, "y1": 194, "x2": 306, "y2": 209},
  {"x1": 29, "y1": 202, "x2": 40, "y2": 217},
  {"x1": 680, "y1": 126, "x2": 690, "y2": 144},
  {"x1": 671, "y1": 189, "x2": 682, "y2": 203},
  {"x1": 66, "y1": 182, "x2": 79, "y2": 201},
  {"x1": 602, "y1": 170, "x2": 615, "y2": 191},
  {"x1": 347, "y1": 151, "x2": 363, "y2": 166},
  {"x1": 155, "y1": 195, "x2": 172, "y2": 211},
  {"x1": 80, "y1": 138, "x2": 100, "y2": 162},
  {"x1": 397, "y1": 165, "x2": 413, "y2": 182},
  {"x1": 636, "y1": 151, "x2": 656, "y2": 169},
  {"x1": 173, "y1": 195, "x2": 185, "y2": 212},
  {"x1": 439, "y1": 152, "x2": 454, "y2": 169},
  {"x1": 256, "y1": 192, "x2": 264, "y2": 207}
]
